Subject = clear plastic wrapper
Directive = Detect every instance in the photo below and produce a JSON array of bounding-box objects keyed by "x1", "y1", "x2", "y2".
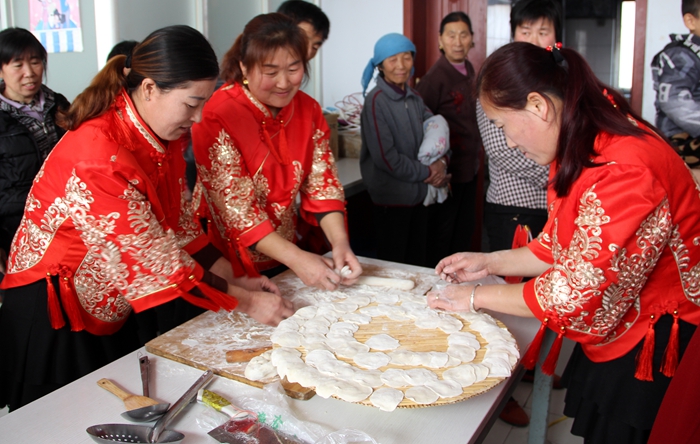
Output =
[{"x1": 199, "y1": 382, "x2": 377, "y2": 444}]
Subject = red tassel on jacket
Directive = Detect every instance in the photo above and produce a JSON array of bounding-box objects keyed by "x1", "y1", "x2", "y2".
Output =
[
  {"x1": 226, "y1": 244, "x2": 247, "y2": 278},
  {"x1": 45, "y1": 272, "x2": 66, "y2": 329},
  {"x1": 180, "y1": 274, "x2": 238, "y2": 312},
  {"x1": 542, "y1": 327, "x2": 565, "y2": 375},
  {"x1": 521, "y1": 318, "x2": 548, "y2": 370},
  {"x1": 233, "y1": 243, "x2": 260, "y2": 278},
  {"x1": 277, "y1": 123, "x2": 291, "y2": 165},
  {"x1": 661, "y1": 309, "x2": 680, "y2": 377},
  {"x1": 57, "y1": 267, "x2": 85, "y2": 332},
  {"x1": 635, "y1": 314, "x2": 658, "y2": 381},
  {"x1": 195, "y1": 279, "x2": 238, "y2": 311}
]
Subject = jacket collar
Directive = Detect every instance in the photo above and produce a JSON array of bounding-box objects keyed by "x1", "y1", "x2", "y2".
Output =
[
  {"x1": 376, "y1": 75, "x2": 417, "y2": 101},
  {"x1": 117, "y1": 89, "x2": 166, "y2": 154}
]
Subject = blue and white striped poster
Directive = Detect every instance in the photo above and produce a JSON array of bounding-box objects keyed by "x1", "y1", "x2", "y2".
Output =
[{"x1": 30, "y1": 0, "x2": 83, "y2": 53}]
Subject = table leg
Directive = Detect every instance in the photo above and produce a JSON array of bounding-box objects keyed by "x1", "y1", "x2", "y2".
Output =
[{"x1": 527, "y1": 328, "x2": 555, "y2": 444}]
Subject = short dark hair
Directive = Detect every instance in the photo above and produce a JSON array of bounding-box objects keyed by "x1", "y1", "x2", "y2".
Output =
[
  {"x1": 107, "y1": 40, "x2": 139, "y2": 62},
  {"x1": 0, "y1": 27, "x2": 47, "y2": 68},
  {"x1": 277, "y1": 0, "x2": 330, "y2": 41},
  {"x1": 510, "y1": 0, "x2": 563, "y2": 43},
  {"x1": 682, "y1": 0, "x2": 700, "y2": 16},
  {"x1": 440, "y1": 11, "x2": 473, "y2": 35}
]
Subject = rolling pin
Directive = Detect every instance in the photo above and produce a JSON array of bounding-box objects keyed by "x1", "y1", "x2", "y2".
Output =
[
  {"x1": 337, "y1": 265, "x2": 416, "y2": 291},
  {"x1": 355, "y1": 276, "x2": 415, "y2": 291},
  {"x1": 225, "y1": 346, "x2": 272, "y2": 363}
]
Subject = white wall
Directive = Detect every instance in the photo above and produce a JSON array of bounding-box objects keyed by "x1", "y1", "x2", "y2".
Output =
[
  {"x1": 9, "y1": 0, "x2": 99, "y2": 102},
  {"x1": 642, "y1": 0, "x2": 685, "y2": 122},
  {"x1": 319, "y1": 0, "x2": 403, "y2": 109}
]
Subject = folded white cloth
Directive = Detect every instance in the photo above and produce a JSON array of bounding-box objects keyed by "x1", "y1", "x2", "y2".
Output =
[{"x1": 418, "y1": 115, "x2": 450, "y2": 206}]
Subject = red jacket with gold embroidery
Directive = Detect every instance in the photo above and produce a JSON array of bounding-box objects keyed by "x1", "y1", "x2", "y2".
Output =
[
  {"x1": 524, "y1": 128, "x2": 700, "y2": 370},
  {"x1": 0, "y1": 91, "x2": 236, "y2": 335},
  {"x1": 191, "y1": 83, "x2": 344, "y2": 272}
]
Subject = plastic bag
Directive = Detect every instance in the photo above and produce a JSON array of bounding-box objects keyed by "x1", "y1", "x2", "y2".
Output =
[
  {"x1": 315, "y1": 429, "x2": 377, "y2": 444},
  {"x1": 236, "y1": 382, "x2": 330, "y2": 442},
  {"x1": 200, "y1": 382, "x2": 377, "y2": 444}
]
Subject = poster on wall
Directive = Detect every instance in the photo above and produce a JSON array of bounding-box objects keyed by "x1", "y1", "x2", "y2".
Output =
[{"x1": 29, "y1": 0, "x2": 83, "y2": 53}]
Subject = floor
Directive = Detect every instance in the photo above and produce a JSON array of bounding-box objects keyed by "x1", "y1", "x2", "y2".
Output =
[{"x1": 482, "y1": 339, "x2": 583, "y2": 444}]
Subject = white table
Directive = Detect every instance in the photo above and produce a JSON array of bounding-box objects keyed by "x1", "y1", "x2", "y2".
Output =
[{"x1": 0, "y1": 260, "x2": 540, "y2": 444}]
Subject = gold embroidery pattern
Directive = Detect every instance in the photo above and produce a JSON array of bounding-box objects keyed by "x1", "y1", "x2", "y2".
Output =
[
  {"x1": 272, "y1": 202, "x2": 295, "y2": 242},
  {"x1": 70, "y1": 177, "x2": 194, "y2": 321},
  {"x1": 253, "y1": 173, "x2": 270, "y2": 210},
  {"x1": 74, "y1": 250, "x2": 131, "y2": 323},
  {"x1": 60, "y1": 172, "x2": 132, "y2": 322},
  {"x1": 198, "y1": 129, "x2": 269, "y2": 238},
  {"x1": 242, "y1": 86, "x2": 271, "y2": 117},
  {"x1": 176, "y1": 178, "x2": 203, "y2": 248},
  {"x1": 247, "y1": 161, "x2": 302, "y2": 265},
  {"x1": 301, "y1": 129, "x2": 344, "y2": 201},
  {"x1": 535, "y1": 188, "x2": 671, "y2": 342},
  {"x1": 669, "y1": 222, "x2": 700, "y2": 306},
  {"x1": 116, "y1": 184, "x2": 195, "y2": 287},
  {"x1": 8, "y1": 183, "x2": 74, "y2": 273},
  {"x1": 534, "y1": 187, "x2": 609, "y2": 333},
  {"x1": 597, "y1": 199, "x2": 670, "y2": 342},
  {"x1": 25, "y1": 194, "x2": 41, "y2": 213}
]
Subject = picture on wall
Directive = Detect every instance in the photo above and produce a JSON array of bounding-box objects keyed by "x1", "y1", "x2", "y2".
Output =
[{"x1": 29, "y1": 0, "x2": 83, "y2": 53}]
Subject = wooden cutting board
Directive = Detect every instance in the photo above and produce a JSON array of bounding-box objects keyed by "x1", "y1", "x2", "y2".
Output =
[
  {"x1": 145, "y1": 262, "x2": 439, "y2": 400},
  {"x1": 145, "y1": 309, "x2": 314, "y2": 399}
]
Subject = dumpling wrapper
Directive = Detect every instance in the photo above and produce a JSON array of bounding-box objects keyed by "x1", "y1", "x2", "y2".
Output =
[
  {"x1": 353, "y1": 352, "x2": 390, "y2": 369},
  {"x1": 426, "y1": 379, "x2": 463, "y2": 398},
  {"x1": 405, "y1": 386, "x2": 439, "y2": 404},
  {"x1": 381, "y1": 368, "x2": 408, "y2": 388},
  {"x1": 443, "y1": 364, "x2": 478, "y2": 387},
  {"x1": 403, "y1": 368, "x2": 438, "y2": 385},
  {"x1": 365, "y1": 333, "x2": 400, "y2": 351},
  {"x1": 370, "y1": 387, "x2": 404, "y2": 412},
  {"x1": 447, "y1": 344, "x2": 477, "y2": 363}
]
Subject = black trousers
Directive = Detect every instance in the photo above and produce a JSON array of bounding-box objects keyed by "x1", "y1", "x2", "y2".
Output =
[
  {"x1": 373, "y1": 204, "x2": 429, "y2": 268},
  {"x1": 425, "y1": 179, "x2": 478, "y2": 267},
  {"x1": 484, "y1": 202, "x2": 548, "y2": 252}
]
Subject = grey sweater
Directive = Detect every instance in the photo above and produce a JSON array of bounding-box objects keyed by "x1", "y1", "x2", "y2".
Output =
[{"x1": 360, "y1": 75, "x2": 432, "y2": 206}]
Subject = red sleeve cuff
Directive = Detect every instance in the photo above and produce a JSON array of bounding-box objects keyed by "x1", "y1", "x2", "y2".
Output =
[
  {"x1": 300, "y1": 199, "x2": 346, "y2": 226},
  {"x1": 129, "y1": 262, "x2": 203, "y2": 313},
  {"x1": 237, "y1": 219, "x2": 276, "y2": 248}
]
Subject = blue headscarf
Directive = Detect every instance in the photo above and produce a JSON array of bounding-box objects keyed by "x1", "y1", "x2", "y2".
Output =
[{"x1": 361, "y1": 33, "x2": 416, "y2": 96}]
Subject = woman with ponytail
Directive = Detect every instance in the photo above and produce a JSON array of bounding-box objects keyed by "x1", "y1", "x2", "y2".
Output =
[
  {"x1": 191, "y1": 13, "x2": 361, "y2": 290},
  {"x1": 428, "y1": 42, "x2": 700, "y2": 443},
  {"x1": 0, "y1": 25, "x2": 293, "y2": 411}
]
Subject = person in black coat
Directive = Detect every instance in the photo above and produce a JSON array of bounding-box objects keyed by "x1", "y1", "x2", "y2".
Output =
[{"x1": 0, "y1": 28, "x2": 69, "y2": 269}]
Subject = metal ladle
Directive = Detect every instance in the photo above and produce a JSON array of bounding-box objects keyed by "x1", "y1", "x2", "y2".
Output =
[
  {"x1": 121, "y1": 356, "x2": 170, "y2": 423},
  {"x1": 87, "y1": 369, "x2": 215, "y2": 443}
]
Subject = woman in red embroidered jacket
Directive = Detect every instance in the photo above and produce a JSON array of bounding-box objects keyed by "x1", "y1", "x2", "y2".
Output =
[
  {"x1": 192, "y1": 14, "x2": 362, "y2": 290},
  {"x1": 0, "y1": 25, "x2": 293, "y2": 411},
  {"x1": 428, "y1": 42, "x2": 700, "y2": 443}
]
